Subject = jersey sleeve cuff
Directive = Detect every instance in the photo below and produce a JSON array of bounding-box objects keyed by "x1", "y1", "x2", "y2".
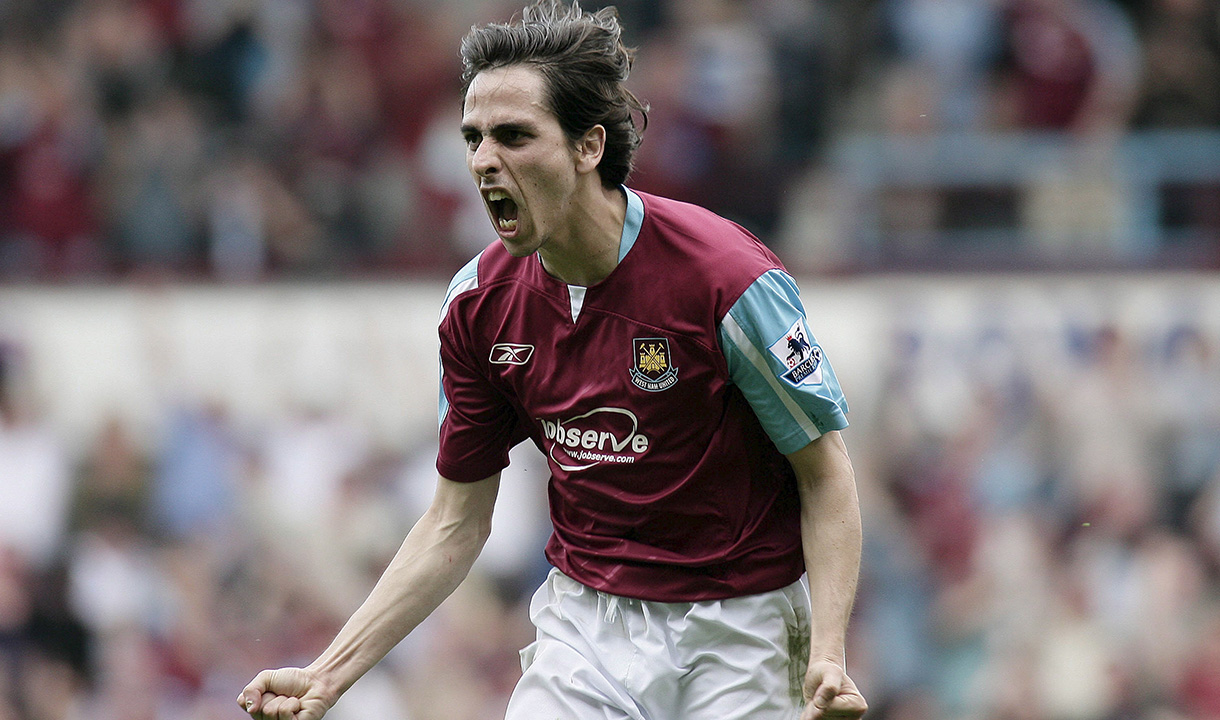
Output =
[
  {"x1": 772, "y1": 411, "x2": 849, "y2": 455},
  {"x1": 436, "y1": 456, "x2": 509, "y2": 484}
]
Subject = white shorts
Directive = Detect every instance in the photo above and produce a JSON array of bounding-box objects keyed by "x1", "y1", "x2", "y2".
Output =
[{"x1": 504, "y1": 569, "x2": 812, "y2": 720}]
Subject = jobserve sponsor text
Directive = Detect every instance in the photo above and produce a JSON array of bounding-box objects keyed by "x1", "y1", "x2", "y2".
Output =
[{"x1": 538, "y1": 406, "x2": 650, "y2": 471}]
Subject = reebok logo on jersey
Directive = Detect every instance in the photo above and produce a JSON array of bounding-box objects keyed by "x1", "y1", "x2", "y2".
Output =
[
  {"x1": 768, "y1": 318, "x2": 824, "y2": 387},
  {"x1": 490, "y1": 343, "x2": 534, "y2": 365},
  {"x1": 538, "y1": 407, "x2": 651, "y2": 471}
]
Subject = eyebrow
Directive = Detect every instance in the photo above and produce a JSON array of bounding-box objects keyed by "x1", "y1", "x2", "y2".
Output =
[{"x1": 460, "y1": 121, "x2": 536, "y2": 137}]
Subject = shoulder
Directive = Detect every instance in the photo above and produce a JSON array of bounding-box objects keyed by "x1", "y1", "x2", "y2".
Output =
[
  {"x1": 439, "y1": 242, "x2": 529, "y2": 324},
  {"x1": 636, "y1": 190, "x2": 745, "y2": 239},
  {"x1": 635, "y1": 190, "x2": 784, "y2": 272},
  {"x1": 632, "y1": 189, "x2": 787, "y2": 309},
  {"x1": 440, "y1": 250, "x2": 484, "y2": 321}
]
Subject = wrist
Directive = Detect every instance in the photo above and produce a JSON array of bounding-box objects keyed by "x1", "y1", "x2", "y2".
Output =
[
  {"x1": 807, "y1": 645, "x2": 846, "y2": 668},
  {"x1": 303, "y1": 660, "x2": 345, "y2": 706}
]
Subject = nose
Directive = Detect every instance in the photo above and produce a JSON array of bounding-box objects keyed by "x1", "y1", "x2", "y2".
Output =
[{"x1": 469, "y1": 140, "x2": 499, "y2": 178}]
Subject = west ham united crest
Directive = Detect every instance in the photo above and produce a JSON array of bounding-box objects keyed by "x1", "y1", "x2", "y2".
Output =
[{"x1": 630, "y1": 337, "x2": 679, "y2": 392}]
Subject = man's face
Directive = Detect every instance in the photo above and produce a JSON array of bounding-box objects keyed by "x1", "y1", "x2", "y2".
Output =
[{"x1": 461, "y1": 65, "x2": 584, "y2": 258}]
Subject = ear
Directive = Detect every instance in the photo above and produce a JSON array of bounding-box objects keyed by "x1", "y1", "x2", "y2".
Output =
[{"x1": 574, "y1": 125, "x2": 607, "y2": 176}]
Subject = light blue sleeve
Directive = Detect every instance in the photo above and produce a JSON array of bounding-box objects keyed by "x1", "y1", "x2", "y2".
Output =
[
  {"x1": 718, "y1": 269, "x2": 849, "y2": 454},
  {"x1": 438, "y1": 251, "x2": 483, "y2": 425}
]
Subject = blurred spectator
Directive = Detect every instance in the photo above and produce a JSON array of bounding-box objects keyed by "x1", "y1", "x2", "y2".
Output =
[
  {"x1": 987, "y1": 0, "x2": 1146, "y2": 261},
  {"x1": 0, "y1": 541, "x2": 92, "y2": 720},
  {"x1": 66, "y1": 522, "x2": 164, "y2": 636},
  {"x1": 69, "y1": 414, "x2": 153, "y2": 536},
  {"x1": 874, "y1": 0, "x2": 1004, "y2": 130},
  {"x1": 631, "y1": 0, "x2": 786, "y2": 234},
  {"x1": 0, "y1": 549, "x2": 34, "y2": 717},
  {"x1": 99, "y1": 90, "x2": 204, "y2": 274},
  {"x1": 149, "y1": 400, "x2": 243, "y2": 540},
  {"x1": 0, "y1": 42, "x2": 105, "y2": 279},
  {"x1": 174, "y1": 5, "x2": 267, "y2": 127},
  {"x1": 755, "y1": 0, "x2": 839, "y2": 165},
  {"x1": 1050, "y1": 325, "x2": 1156, "y2": 519},
  {"x1": 247, "y1": 402, "x2": 371, "y2": 613},
  {"x1": 204, "y1": 147, "x2": 270, "y2": 281},
  {"x1": 255, "y1": 402, "x2": 367, "y2": 529},
  {"x1": 1153, "y1": 326, "x2": 1220, "y2": 531},
  {"x1": 1178, "y1": 610, "x2": 1220, "y2": 719},
  {"x1": 0, "y1": 344, "x2": 73, "y2": 569},
  {"x1": 1130, "y1": 0, "x2": 1220, "y2": 257},
  {"x1": 1131, "y1": 0, "x2": 1220, "y2": 129},
  {"x1": 1034, "y1": 563, "x2": 1120, "y2": 720},
  {"x1": 989, "y1": 0, "x2": 1142, "y2": 133}
]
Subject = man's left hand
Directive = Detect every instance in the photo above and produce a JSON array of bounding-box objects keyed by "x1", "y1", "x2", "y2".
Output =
[{"x1": 801, "y1": 658, "x2": 868, "y2": 719}]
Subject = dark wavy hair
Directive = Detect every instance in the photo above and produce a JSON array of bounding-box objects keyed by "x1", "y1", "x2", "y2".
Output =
[{"x1": 460, "y1": 0, "x2": 648, "y2": 189}]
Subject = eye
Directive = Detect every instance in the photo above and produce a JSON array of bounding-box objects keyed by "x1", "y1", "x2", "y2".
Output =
[
  {"x1": 500, "y1": 129, "x2": 530, "y2": 146},
  {"x1": 462, "y1": 132, "x2": 481, "y2": 150}
]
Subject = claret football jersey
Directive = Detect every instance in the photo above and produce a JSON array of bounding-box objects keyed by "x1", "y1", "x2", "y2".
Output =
[{"x1": 437, "y1": 188, "x2": 848, "y2": 602}]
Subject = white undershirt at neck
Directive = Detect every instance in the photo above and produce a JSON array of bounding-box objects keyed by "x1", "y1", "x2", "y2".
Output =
[
  {"x1": 562, "y1": 187, "x2": 643, "y2": 324},
  {"x1": 568, "y1": 285, "x2": 587, "y2": 323}
]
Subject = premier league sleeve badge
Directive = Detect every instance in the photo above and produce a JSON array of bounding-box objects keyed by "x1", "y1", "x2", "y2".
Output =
[{"x1": 768, "y1": 319, "x2": 824, "y2": 387}]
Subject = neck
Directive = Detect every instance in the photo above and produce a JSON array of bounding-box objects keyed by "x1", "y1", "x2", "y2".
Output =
[{"x1": 538, "y1": 184, "x2": 626, "y2": 287}]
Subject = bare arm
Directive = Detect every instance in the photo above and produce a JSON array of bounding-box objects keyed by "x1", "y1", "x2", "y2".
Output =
[
  {"x1": 788, "y1": 431, "x2": 867, "y2": 719},
  {"x1": 239, "y1": 473, "x2": 501, "y2": 719}
]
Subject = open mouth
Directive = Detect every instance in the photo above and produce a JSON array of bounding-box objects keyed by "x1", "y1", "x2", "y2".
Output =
[{"x1": 485, "y1": 190, "x2": 519, "y2": 233}]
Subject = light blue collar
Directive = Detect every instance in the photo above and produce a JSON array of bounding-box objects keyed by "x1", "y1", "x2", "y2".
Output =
[{"x1": 619, "y1": 186, "x2": 644, "y2": 262}]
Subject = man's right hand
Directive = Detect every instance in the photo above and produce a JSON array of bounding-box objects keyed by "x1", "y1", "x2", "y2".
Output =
[{"x1": 237, "y1": 667, "x2": 335, "y2": 720}]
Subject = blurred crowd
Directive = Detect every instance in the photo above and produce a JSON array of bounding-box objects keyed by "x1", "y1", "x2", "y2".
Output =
[
  {"x1": 854, "y1": 309, "x2": 1220, "y2": 720},
  {"x1": 1, "y1": 0, "x2": 1219, "y2": 281},
  {"x1": 4, "y1": 288, "x2": 1220, "y2": 720},
  {"x1": 0, "y1": 335, "x2": 546, "y2": 720},
  {"x1": 4, "y1": 0, "x2": 1220, "y2": 719}
]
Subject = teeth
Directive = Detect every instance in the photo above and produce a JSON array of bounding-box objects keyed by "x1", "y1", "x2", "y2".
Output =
[
  {"x1": 487, "y1": 190, "x2": 509, "y2": 201},
  {"x1": 498, "y1": 217, "x2": 518, "y2": 231}
]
